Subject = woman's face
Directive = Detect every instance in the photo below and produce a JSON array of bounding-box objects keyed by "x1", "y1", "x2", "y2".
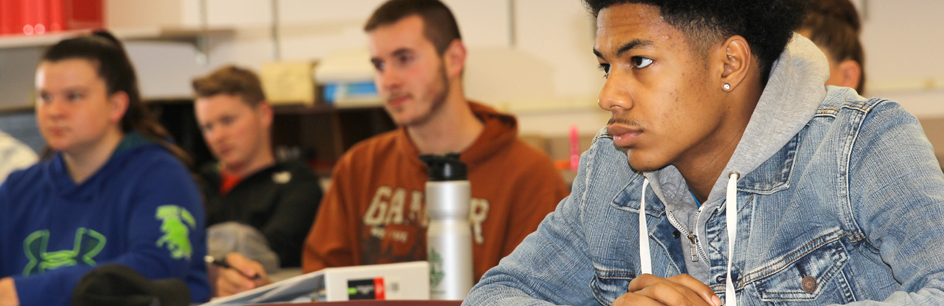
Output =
[{"x1": 35, "y1": 59, "x2": 126, "y2": 156}]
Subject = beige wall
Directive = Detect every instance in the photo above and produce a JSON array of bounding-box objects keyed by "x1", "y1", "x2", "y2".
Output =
[{"x1": 2, "y1": 0, "x2": 942, "y2": 138}]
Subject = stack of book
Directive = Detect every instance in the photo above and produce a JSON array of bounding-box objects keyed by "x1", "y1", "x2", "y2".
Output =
[{"x1": 0, "y1": 0, "x2": 103, "y2": 36}]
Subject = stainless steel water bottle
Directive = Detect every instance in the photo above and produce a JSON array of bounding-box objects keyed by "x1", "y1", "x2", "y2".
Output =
[{"x1": 420, "y1": 153, "x2": 473, "y2": 300}]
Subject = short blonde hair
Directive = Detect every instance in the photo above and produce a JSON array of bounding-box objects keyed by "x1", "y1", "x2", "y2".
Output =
[{"x1": 192, "y1": 65, "x2": 266, "y2": 106}]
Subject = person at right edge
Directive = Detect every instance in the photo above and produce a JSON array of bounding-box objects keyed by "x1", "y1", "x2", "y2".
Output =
[
  {"x1": 466, "y1": 0, "x2": 944, "y2": 305},
  {"x1": 213, "y1": 0, "x2": 570, "y2": 297}
]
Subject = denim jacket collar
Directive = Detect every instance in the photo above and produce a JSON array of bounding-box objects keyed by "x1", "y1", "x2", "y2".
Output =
[
  {"x1": 609, "y1": 131, "x2": 800, "y2": 216},
  {"x1": 736, "y1": 133, "x2": 799, "y2": 194}
]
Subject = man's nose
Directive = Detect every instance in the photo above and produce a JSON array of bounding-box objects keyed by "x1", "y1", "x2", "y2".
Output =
[
  {"x1": 377, "y1": 68, "x2": 402, "y2": 92},
  {"x1": 42, "y1": 98, "x2": 67, "y2": 119},
  {"x1": 205, "y1": 127, "x2": 225, "y2": 144},
  {"x1": 597, "y1": 74, "x2": 634, "y2": 112}
]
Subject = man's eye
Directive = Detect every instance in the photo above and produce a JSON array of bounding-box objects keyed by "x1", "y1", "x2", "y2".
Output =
[
  {"x1": 632, "y1": 57, "x2": 653, "y2": 69},
  {"x1": 397, "y1": 55, "x2": 413, "y2": 65},
  {"x1": 372, "y1": 61, "x2": 385, "y2": 72},
  {"x1": 598, "y1": 63, "x2": 610, "y2": 79}
]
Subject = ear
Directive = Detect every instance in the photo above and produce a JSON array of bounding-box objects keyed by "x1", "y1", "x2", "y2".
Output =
[
  {"x1": 256, "y1": 101, "x2": 274, "y2": 129},
  {"x1": 442, "y1": 39, "x2": 467, "y2": 79},
  {"x1": 108, "y1": 91, "x2": 130, "y2": 123},
  {"x1": 836, "y1": 59, "x2": 862, "y2": 90},
  {"x1": 716, "y1": 35, "x2": 752, "y2": 92}
]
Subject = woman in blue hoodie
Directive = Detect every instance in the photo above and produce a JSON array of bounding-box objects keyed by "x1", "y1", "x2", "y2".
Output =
[{"x1": 0, "y1": 31, "x2": 209, "y2": 305}]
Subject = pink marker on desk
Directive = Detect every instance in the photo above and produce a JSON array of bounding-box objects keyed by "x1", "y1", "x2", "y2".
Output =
[{"x1": 569, "y1": 125, "x2": 580, "y2": 171}]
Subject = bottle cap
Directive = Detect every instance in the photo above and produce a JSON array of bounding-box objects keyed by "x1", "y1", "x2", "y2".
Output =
[{"x1": 419, "y1": 153, "x2": 467, "y2": 181}]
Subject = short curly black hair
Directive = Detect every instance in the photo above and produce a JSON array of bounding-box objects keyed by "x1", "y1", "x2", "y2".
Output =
[{"x1": 584, "y1": 0, "x2": 810, "y2": 85}]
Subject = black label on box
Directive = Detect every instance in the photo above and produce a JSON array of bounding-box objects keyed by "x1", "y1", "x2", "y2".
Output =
[{"x1": 347, "y1": 278, "x2": 385, "y2": 300}]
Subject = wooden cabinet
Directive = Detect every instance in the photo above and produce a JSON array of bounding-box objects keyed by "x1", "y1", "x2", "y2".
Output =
[
  {"x1": 149, "y1": 99, "x2": 396, "y2": 176},
  {"x1": 269, "y1": 104, "x2": 395, "y2": 175}
]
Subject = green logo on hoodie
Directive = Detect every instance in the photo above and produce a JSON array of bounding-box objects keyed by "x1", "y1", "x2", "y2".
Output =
[
  {"x1": 22, "y1": 228, "x2": 106, "y2": 276},
  {"x1": 155, "y1": 205, "x2": 196, "y2": 260}
]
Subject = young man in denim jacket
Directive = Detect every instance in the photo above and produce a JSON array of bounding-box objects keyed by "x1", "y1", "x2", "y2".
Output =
[{"x1": 467, "y1": 1, "x2": 944, "y2": 305}]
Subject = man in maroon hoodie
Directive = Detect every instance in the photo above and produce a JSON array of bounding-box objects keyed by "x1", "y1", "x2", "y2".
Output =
[{"x1": 214, "y1": 0, "x2": 569, "y2": 297}]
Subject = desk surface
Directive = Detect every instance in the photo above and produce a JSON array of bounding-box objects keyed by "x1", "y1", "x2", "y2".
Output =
[{"x1": 260, "y1": 301, "x2": 462, "y2": 306}]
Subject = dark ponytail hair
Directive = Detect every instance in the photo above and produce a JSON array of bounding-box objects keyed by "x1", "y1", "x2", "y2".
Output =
[
  {"x1": 40, "y1": 30, "x2": 191, "y2": 165},
  {"x1": 801, "y1": 0, "x2": 866, "y2": 93}
]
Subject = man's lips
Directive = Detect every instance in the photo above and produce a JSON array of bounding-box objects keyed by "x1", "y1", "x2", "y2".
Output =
[
  {"x1": 386, "y1": 95, "x2": 410, "y2": 108},
  {"x1": 607, "y1": 124, "x2": 643, "y2": 147},
  {"x1": 46, "y1": 127, "x2": 68, "y2": 136},
  {"x1": 215, "y1": 145, "x2": 233, "y2": 157}
]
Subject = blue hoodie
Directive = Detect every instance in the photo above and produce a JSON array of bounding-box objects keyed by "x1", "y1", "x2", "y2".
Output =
[{"x1": 0, "y1": 132, "x2": 209, "y2": 304}]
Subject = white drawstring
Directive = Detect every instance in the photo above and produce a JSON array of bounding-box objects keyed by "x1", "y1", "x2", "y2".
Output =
[
  {"x1": 725, "y1": 172, "x2": 740, "y2": 306},
  {"x1": 639, "y1": 179, "x2": 652, "y2": 275},
  {"x1": 638, "y1": 175, "x2": 739, "y2": 306}
]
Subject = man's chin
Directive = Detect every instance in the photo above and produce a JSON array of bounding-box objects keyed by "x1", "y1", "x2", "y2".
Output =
[
  {"x1": 384, "y1": 108, "x2": 411, "y2": 125},
  {"x1": 392, "y1": 113, "x2": 434, "y2": 127},
  {"x1": 626, "y1": 154, "x2": 668, "y2": 173},
  {"x1": 219, "y1": 158, "x2": 244, "y2": 170},
  {"x1": 391, "y1": 115, "x2": 413, "y2": 126}
]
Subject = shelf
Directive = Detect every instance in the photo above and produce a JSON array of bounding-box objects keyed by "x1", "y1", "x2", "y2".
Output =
[
  {"x1": 0, "y1": 105, "x2": 33, "y2": 114},
  {"x1": 138, "y1": 98, "x2": 385, "y2": 115},
  {"x1": 0, "y1": 26, "x2": 233, "y2": 65},
  {"x1": 140, "y1": 99, "x2": 396, "y2": 176},
  {"x1": 271, "y1": 103, "x2": 385, "y2": 115},
  {"x1": 137, "y1": 98, "x2": 383, "y2": 115},
  {"x1": 0, "y1": 26, "x2": 232, "y2": 49}
]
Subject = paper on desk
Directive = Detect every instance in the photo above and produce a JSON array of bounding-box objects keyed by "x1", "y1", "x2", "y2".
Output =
[
  {"x1": 201, "y1": 270, "x2": 325, "y2": 305},
  {"x1": 202, "y1": 261, "x2": 430, "y2": 305}
]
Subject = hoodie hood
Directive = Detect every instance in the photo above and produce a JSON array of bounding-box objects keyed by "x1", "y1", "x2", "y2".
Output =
[
  {"x1": 461, "y1": 101, "x2": 519, "y2": 164},
  {"x1": 46, "y1": 131, "x2": 160, "y2": 201},
  {"x1": 644, "y1": 33, "x2": 829, "y2": 206}
]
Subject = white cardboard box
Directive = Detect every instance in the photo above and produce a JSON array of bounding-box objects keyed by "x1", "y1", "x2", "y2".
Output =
[{"x1": 202, "y1": 261, "x2": 430, "y2": 305}]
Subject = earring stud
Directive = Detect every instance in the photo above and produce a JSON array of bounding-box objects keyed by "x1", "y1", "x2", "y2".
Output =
[{"x1": 723, "y1": 83, "x2": 731, "y2": 91}]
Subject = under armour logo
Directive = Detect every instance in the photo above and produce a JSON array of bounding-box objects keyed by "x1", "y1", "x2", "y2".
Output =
[{"x1": 23, "y1": 228, "x2": 107, "y2": 276}]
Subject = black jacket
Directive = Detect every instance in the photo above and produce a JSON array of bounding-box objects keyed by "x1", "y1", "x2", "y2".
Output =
[{"x1": 199, "y1": 161, "x2": 323, "y2": 267}]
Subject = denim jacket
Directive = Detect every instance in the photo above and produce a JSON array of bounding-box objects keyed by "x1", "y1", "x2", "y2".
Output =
[{"x1": 465, "y1": 38, "x2": 944, "y2": 305}]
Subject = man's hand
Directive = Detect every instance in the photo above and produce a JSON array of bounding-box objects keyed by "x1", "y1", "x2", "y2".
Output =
[
  {"x1": 0, "y1": 277, "x2": 19, "y2": 306},
  {"x1": 613, "y1": 274, "x2": 721, "y2": 306},
  {"x1": 214, "y1": 252, "x2": 272, "y2": 297}
]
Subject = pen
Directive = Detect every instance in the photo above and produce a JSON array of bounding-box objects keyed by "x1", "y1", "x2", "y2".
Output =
[{"x1": 205, "y1": 255, "x2": 262, "y2": 280}]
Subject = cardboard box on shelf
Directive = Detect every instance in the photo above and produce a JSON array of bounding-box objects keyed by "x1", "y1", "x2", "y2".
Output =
[{"x1": 261, "y1": 61, "x2": 318, "y2": 105}]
